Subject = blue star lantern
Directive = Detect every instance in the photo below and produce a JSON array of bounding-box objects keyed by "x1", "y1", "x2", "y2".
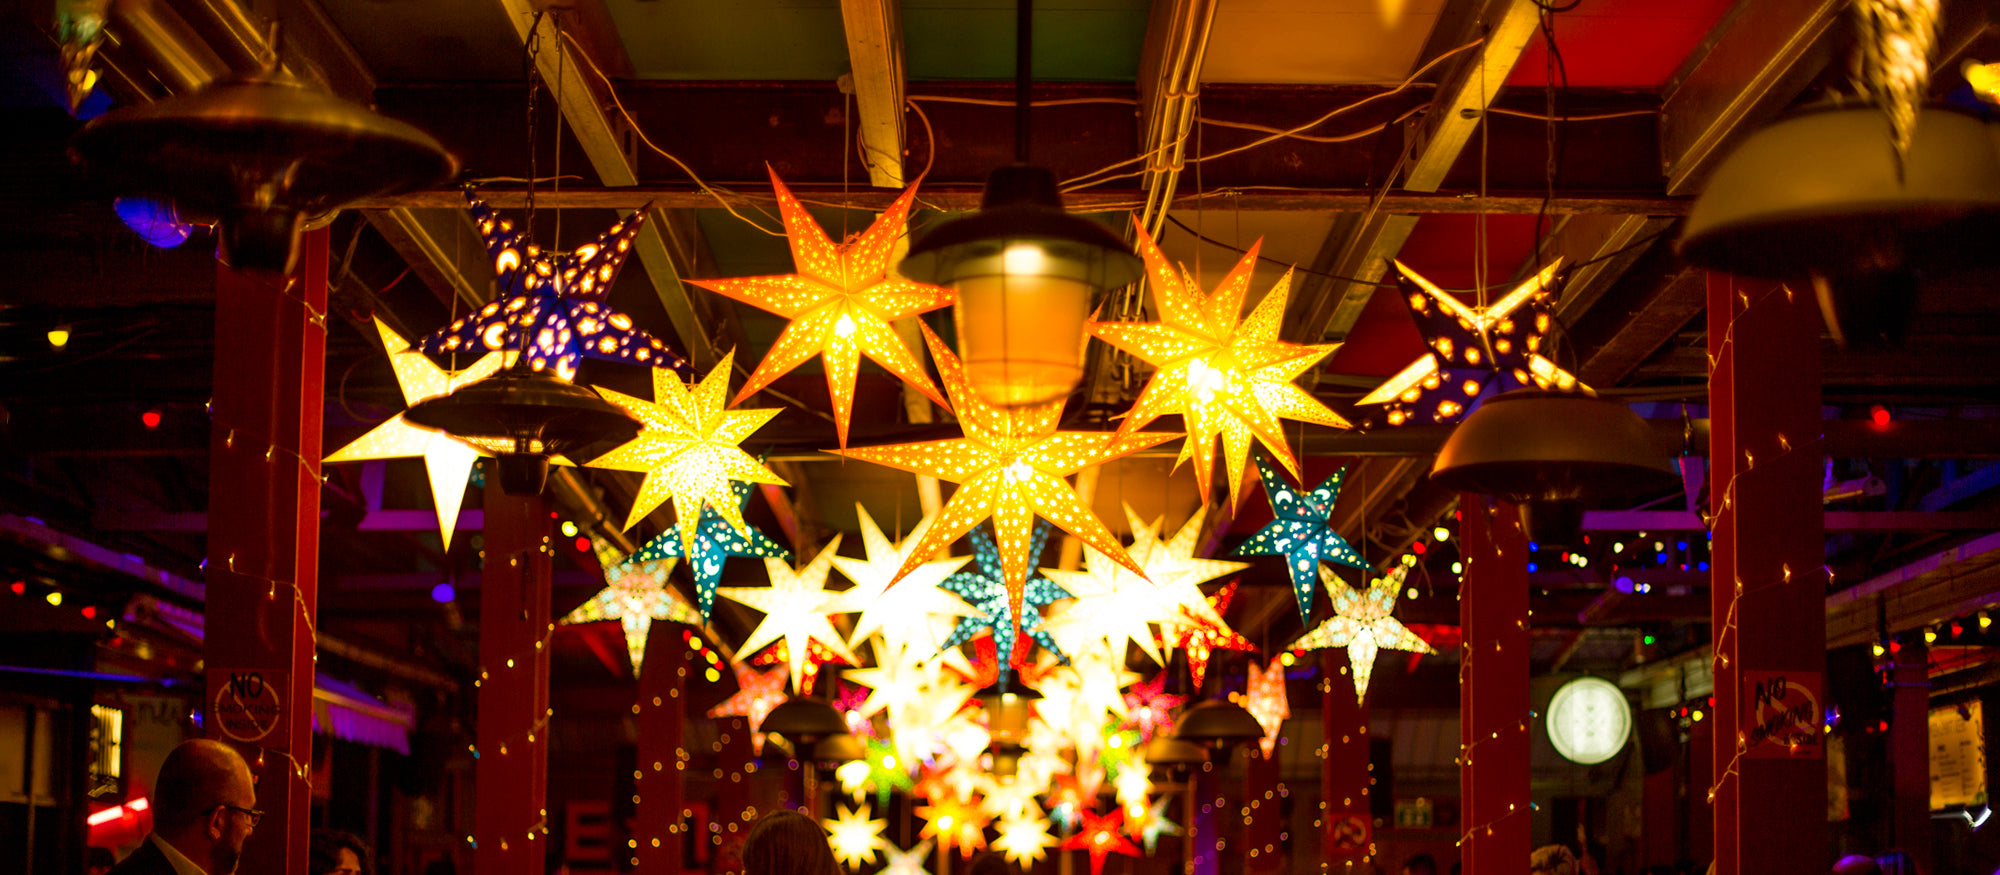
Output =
[
  {"x1": 1232, "y1": 452, "x2": 1368, "y2": 623},
  {"x1": 419, "y1": 188, "x2": 692, "y2": 383},
  {"x1": 940, "y1": 521, "x2": 1070, "y2": 690},
  {"x1": 626, "y1": 478, "x2": 790, "y2": 620}
]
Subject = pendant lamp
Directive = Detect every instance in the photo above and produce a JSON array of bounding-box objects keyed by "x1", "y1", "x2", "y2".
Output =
[
  {"x1": 404, "y1": 365, "x2": 639, "y2": 496},
  {"x1": 897, "y1": 0, "x2": 1141, "y2": 408},
  {"x1": 1141, "y1": 736, "x2": 1207, "y2": 770},
  {"x1": 809, "y1": 732, "x2": 867, "y2": 765},
  {"x1": 71, "y1": 68, "x2": 456, "y2": 275},
  {"x1": 760, "y1": 697, "x2": 850, "y2": 747},
  {"x1": 1428, "y1": 391, "x2": 1678, "y2": 547},
  {"x1": 977, "y1": 685, "x2": 1042, "y2": 776},
  {"x1": 1172, "y1": 699, "x2": 1265, "y2": 761}
]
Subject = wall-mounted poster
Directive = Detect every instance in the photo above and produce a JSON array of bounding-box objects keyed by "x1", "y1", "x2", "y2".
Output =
[{"x1": 1930, "y1": 700, "x2": 1987, "y2": 811}]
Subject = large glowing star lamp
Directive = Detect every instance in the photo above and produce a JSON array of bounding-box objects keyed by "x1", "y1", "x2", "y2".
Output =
[
  {"x1": 1292, "y1": 565, "x2": 1432, "y2": 703},
  {"x1": 900, "y1": 165, "x2": 1142, "y2": 407},
  {"x1": 717, "y1": 539, "x2": 858, "y2": 695},
  {"x1": 624, "y1": 478, "x2": 791, "y2": 621},
  {"x1": 823, "y1": 804, "x2": 891, "y2": 868},
  {"x1": 687, "y1": 171, "x2": 950, "y2": 446}
]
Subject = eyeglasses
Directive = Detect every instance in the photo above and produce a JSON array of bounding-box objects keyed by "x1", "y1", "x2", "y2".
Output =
[{"x1": 217, "y1": 804, "x2": 264, "y2": 828}]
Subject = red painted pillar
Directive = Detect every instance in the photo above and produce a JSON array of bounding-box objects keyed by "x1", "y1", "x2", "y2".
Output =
[
  {"x1": 1705, "y1": 272, "x2": 1824, "y2": 875},
  {"x1": 1457, "y1": 497, "x2": 1530, "y2": 875},
  {"x1": 1243, "y1": 743, "x2": 1284, "y2": 873},
  {"x1": 712, "y1": 716, "x2": 755, "y2": 875},
  {"x1": 1890, "y1": 639, "x2": 1930, "y2": 870},
  {"x1": 204, "y1": 229, "x2": 327, "y2": 875},
  {"x1": 634, "y1": 625, "x2": 690, "y2": 872},
  {"x1": 1321, "y1": 651, "x2": 1374, "y2": 871},
  {"x1": 474, "y1": 481, "x2": 553, "y2": 874}
]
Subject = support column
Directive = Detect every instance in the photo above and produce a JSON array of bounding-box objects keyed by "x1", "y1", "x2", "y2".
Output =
[
  {"x1": 1706, "y1": 272, "x2": 1825, "y2": 875},
  {"x1": 1243, "y1": 743, "x2": 1283, "y2": 873},
  {"x1": 1321, "y1": 651, "x2": 1373, "y2": 871},
  {"x1": 713, "y1": 716, "x2": 755, "y2": 874},
  {"x1": 634, "y1": 625, "x2": 690, "y2": 872},
  {"x1": 1457, "y1": 497, "x2": 1531, "y2": 875},
  {"x1": 474, "y1": 480, "x2": 553, "y2": 875},
  {"x1": 1890, "y1": 638, "x2": 1930, "y2": 871},
  {"x1": 205, "y1": 229, "x2": 327, "y2": 875}
]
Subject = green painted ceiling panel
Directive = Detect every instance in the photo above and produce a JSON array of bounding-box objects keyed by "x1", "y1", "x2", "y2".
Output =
[
  {"x1": 608, "y1": 0, "x2": 851, "y2": 80},
  {"x1": 903, "y1": 0, "x2": 1150, "y2": 82}
]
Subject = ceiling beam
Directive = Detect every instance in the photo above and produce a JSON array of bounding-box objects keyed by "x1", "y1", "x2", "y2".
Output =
[
  {"x1": 838, "y1": 0, "x2": 907, "y2": 187},
  {"x1": 1134, "y1": 0, "x2": 1219, "y2": 237},
  {"x1": 361, "y1": 208, "x2": 492, "y2": 312},
  {"x1": 1827, "y1": 532, "x2": 2000, "y2": 648},
  {"x1": 495, "y1": 0, "x2": 722, "y2": 370},
  {"x1": 1283, "y1": 0, "x2": 1544, "y2": 345},
  {"x1": 355, "y1": 187, "x2": 1687, "y2": 214}
]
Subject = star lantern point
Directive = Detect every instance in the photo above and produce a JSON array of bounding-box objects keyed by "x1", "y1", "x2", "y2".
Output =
[
  {"x1": 1061, "y1": 808, "x2": 1142, "y2": 875},
  {"x1": 560, "y1": 557, "x2": 700, "y2": 676},
  {"x1": 1243, "y1": 655, "x2": 1290, "y2": 756}
]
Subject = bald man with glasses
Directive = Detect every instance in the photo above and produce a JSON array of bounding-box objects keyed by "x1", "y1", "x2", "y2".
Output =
[{"x1": 110, "y1": 739, "x2": 261, "y2": 875}]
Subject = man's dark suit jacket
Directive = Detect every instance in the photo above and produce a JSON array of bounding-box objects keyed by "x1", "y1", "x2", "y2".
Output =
[{"x1": 106, "y1": 838, "x2": 188, "y2": 875}]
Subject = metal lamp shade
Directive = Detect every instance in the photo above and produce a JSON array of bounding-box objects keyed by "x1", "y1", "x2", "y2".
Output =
[
  {"x1": 404, "y1": 367, "x2": 639, "y2": 496},
  {"x1": 71, "y1": 71, "x2": 456, "y2": 275},
  {"x1": 1679, "y1": 104, "x2": 2000, "y2": 346},
  {"x1": 808, "y1": 732, "x2": 866, "y2": 765},
  {"x1": 760, "y1": 698, "x2": 849, "y2": 747},
  {"x1": 901, "y1": 165, "x2": 1142, "y2": 408},
  {"x1": 976, "y1": 685, "x2": 1042, "y2": 746},
  {"x1": 1430, "y1": 391, "x2": 1679, "y2": 547},
  {"x1": 1173, "y1": 699, "x2": 1266, "y2": 757},
  {"x1": 1142, "y1": 736, "x2": 1209, "y2": 769}
]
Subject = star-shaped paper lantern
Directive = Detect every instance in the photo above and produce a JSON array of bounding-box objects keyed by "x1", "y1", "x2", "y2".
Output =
[
  {"x1": 707, "y1": 663, "x2": 789, "y2": 748},
  {"x1": 1112, "y1": 504, "x2": 1248, "y2": 636},
  {"x1": 718, "y1": 539, "x2": 858, "y2": 694},
  {"x1": 1111, "y1": 748, "x2": 1151, "y2": 806},
  {"x1": 993, "y1": 814, "x2": 1060, "y2": 866},
  {"x1": 823, "y1": 803, "x2": 891, "y2": 868},
  {"x1": 561, "y1": 557, "x2": 700, "y2": 675},
  {"x1": 419, "y1": 189, "x2": 685, "y2": 382},
  {"x1": 1293, "y1": 564, "x2": 1433, "y2": 703},
  {"x1": 1041, "y1": 527, "x2": 1180, "y2": 667},
  {"x1": 1090, "y1": 224, "x2": 1349, "y2": 509},
  {"x1": 844, "y1": 640, "x2": 933, "y2": 723},
  {"x1": 1242, "y1": 656, "x2": 1290, "y2": 756},
  {"x1": 829, "y1": 506, "x2": 973, "y2": 660},
  {"x1": 1062, "y1": 808, "x2": 1142, "y2": 875},
  {"x1": 939, "y1": 522, "x2": 1072, "y2": 689},
  {"x1": 1126, "y1": 794, "x2": 1182, "y2": 854},
  {"x1": 625, "y1": 478, "x2": 791, "y2": 620},
  {"x1": 688, "y1": 170, "x2": 951, "y2": 446},
  {"x1": 1358, "y1": 259, "x2": 1586, "y2": 426},
  {"x1": 916, "y1": 793, "x2": 990, "y2": 858},
  {"x1": 878, "y1": 840, "x2": 935, "y2": 875},
  {"x1": 1232, "y1": 452, "x2": 1369, "y2": 623},
  {"x1": 1121, "y1": 675, "x2": 1186, "y2": 740},
  {"x1": 832, "y1": 324, "x2": 1175, "y2": 632},
  {"x1": 326, "y1": 318, "x2": 502, "y2": 550},
  {"x1": 586, "y1": 352, "x2": 786, "y2": 534},
  {"x1": 838, "y1": 736, "x2": 915, "y2": 808},
  {"x1": 976, "y1": 774, "x2": 1044, "y2": 823},
  {"x1": 746, "y1": 639, "x2": 855, "y2": 698},
  {"x1": 1168, "y1": 580, "x2": 1257, "y2": 691},
  {"x1": 1045, "y1": 774, "x2": 1094, "y2": 833},
  {"x1": 1035, "y1": 648, "x2": 1141, "y2": 748}
]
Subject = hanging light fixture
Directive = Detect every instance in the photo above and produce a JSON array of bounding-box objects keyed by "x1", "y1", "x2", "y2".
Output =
[
  {"x1": 1428, "y1": 391, "x2": 1679, "y2": 547},
  {"x1": 1172, "y1": 699, "x2": 1265, "y2": 761},
  {"x1": 760, "y1": 697, "x2": 850, "y2": 747},
  {"x1": 70, "y1": 66, "x2": 455, "y2": 275},
  {"x1": 809, "y1": 732, "x2": 867, "y2": 765},
  {"x1": 897, "y1": 0, "x2": 1141, "y2": 408},
  {"x1": 1140, "y1": 736, "x2": 1207, "y2": 770},
  {"x1": 404, "y1": 366, "x2": 638, "y2": 496},
  {"x1": 1679, "y1": 0, "x2": 2000, "y2": 347},
  {"x1": 976, "y1": 685, "x2": 1042, "y2": 776}
]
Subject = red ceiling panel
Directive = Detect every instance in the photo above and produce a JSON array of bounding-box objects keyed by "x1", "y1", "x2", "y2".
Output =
[{"x1": 1506, "y1": 0, "x2": 1736, "y2": 88}]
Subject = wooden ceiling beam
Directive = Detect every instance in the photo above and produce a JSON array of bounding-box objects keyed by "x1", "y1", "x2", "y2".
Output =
[
  {"x1": 838, "y1": 0, "x2": 908, "y2": 187},
  {"x1": 1134, "y1": 0, "x2": 1219, "y2": 237}
]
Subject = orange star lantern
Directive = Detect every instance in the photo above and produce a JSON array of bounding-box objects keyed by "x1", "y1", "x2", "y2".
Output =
[
  {"x1": 831, "y1": 325, "x2": 1175, "y2": 631},
  {"x1": 916, "y1": 793, "x2": 991, "y2": 858},
  {"x1": 688, "y1": 170, "x2": 952, "y2": 446},
  {"x1": 1061, "y1": 808, "x2": 1141, "y2": 875},
  {"x1": 587, "y1": 352, "x2": 787, "y2": 536},
  {"x1": 1089, "y1": 225, "x2": 1349, "y2": 509}
]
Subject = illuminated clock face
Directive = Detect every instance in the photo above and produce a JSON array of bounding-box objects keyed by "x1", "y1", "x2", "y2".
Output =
[{"x1": 1546, "y1": 676, "x2": 1633, "y2": 765}]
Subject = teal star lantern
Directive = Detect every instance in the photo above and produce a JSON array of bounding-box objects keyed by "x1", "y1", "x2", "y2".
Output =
[
  {"x1": 1232, "y1": 452, "x2": 1368, "y2": 623},
  {"x1": 940, "y1": 522, "x2": 1071, "y2": 690},
  {"x1": 625, "y1": 478, "x2": 790, "y2": 620}
]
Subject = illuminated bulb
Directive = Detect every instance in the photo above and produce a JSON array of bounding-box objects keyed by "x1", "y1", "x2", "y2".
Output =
[
  {"x1": 1981, "y1": 612, "x2": 1992, "y2": 630},
  {"x1": 1003, "y1": 244, "x2": 1048, "y2": 274},
  {"x1": 1925, "y1": 628, "x2": 1938, "y2": 644},
  {"x1": 561, "y1": 520, "x2": 579, "y2": 538},
  {"x1": 47, "y1": 326, "x2": 70, "y2": 350},
  {"x1": 1434, "y1": 527, "x2": 1450, "y2": 542},
  {"x1": 45, "y1": 591, "x2": 61, "y2": 606},
  {"x1": 833, "y1": 312, "x2": 858, "y2": 338},
  {"x1": 1451, "y1": 561, "x2": 1462, "y2": 574}
]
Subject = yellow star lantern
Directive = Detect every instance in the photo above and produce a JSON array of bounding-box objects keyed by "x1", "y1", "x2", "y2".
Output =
[
  {"x1": 828, "y1": 505, "x2": 974, "y2": 660},
  {"x1": 1293, "y1": 564, "x2": 1434, "y2": 703},
  {"x1": 587, "y1": 351, "x2": 787, "y2": 538},
  {"x1": 716, "y1": 538, "x2": 858, "y2": 694},
  {"x1": 688, "y1": 169, "x2": 952, "y2": 447},
  {"x1": 561, "y1": 557, "x2": 700, "y2": 676},
  {"x1": 325, "y1": 318, "x2": 502, "y2": 550},
  {"x1": 1089, "y1": 225, "x2": 1349, "y2": 509},
  {"x1": 822, "y1": 803, "x2": 891, "y2": 868},
  {"x1": 831, "y1": 324, "x2": 1176, "y2": 631},
  {"x1": 1242, "y1": 655, "x2": 1290, "y2": 756},
  {"x1": 916, "y1": 793, "x2": 990, "y2": 858},
  {"x1": 992, "y1": 814, "x2": 1059, "y2": 866}
]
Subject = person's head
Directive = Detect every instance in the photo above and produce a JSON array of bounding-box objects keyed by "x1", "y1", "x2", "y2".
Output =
[
  {"x1": 86, "y1": 846, "x2": 115, "y2": 875},
  {"x1": 1875, "y1": 850, "x2": 1916, "y2": 875},
  {"x1": 1833, "y1": 854, "x2": 1882, "y2": 875},
  {"x1": 1531, "y1": 845, "x2": 1578, "y2": 875},
  {"x1": 742, "y1": 810, "x2": 837, "y2": 875},
  {"x1": 310, "y1": 829, "x2": 371, "y2": 875},
  {"x1": 151, "y1": 739, "x2": 258, "y2": 875},
  {"x1": 1403, "y1": 853, "x2": 1439, "y2": 875}
]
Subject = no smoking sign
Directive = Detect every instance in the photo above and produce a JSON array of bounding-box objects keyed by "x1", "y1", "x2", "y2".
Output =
[{"x1": 207, "y1": 669, "x2": 287, "y2": 745}]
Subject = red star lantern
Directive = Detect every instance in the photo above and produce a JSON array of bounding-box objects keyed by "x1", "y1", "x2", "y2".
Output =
[
  {"x1": 1061, "y1": 808, "x2": 1141, "y2": 875},
  {"x1": 1167, "y1": 580, "x2": 1257, "y2": 690}
]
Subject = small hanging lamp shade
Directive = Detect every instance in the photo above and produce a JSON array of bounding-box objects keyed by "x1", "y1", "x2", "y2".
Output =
[
  {"x1": 1678, "y1": 104, "x2": 2000, "y2": 347},
  {"x1": 1428, "y1": 391, "x2": 1679, "y2": 547},
  {"x1": 404, "y1": 366, "x2": 639, "y2": 496},
  {"x1": 899, "y1": 165, "x2": 1142, "y2": 408},
  {"x1": 759, "y1": 698, "x2": 849, "y2": 747},
  {"x1": 70, "y1": 70, "x2": 456, "y2": 275},
  {"x1": 1141, "y1": 736, "x2": 1208, "y2": 769},
  {"x1": 976, "y1": 684, "x2": 1043, "y2": 747},
  {"x1": 1172, "y1": 699, "x2": 1265, "y2": 758},
  {"x1": 808, "y1": 732, "x2": 866, "y2": 765}
]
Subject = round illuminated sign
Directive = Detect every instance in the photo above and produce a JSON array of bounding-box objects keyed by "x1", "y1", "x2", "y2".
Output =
[{"x1": 1546, "y1": 676, "x2": 1632, "y2": 765}]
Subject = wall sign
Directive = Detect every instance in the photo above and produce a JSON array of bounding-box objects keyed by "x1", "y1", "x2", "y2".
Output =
[
  {"x1": 207, "y1": 669, "x2": 285, "y2": 745},
  {"x1": 1741, "y1": 670, "x2": 1822, "y2": 759},
  {"x1": 1930, "y1": 700, "x2": 1987, "y2": 810}
]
